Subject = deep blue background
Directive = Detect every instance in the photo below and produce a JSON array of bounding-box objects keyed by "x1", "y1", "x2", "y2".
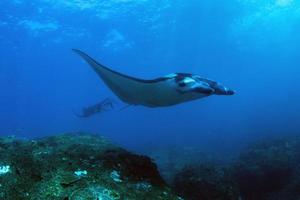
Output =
[{"x1": 0, "y1": 0, "x2": 299, "y2": 157}]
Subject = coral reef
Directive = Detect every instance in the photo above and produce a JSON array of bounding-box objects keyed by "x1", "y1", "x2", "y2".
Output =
[
  {"x1": 1, "y1": 132, "x2": 299, "y2": 200},
  {"x1": 172, "y1": 163, "x2": 239, "y2": 200},
  {"x1": 233, "y1": 136, "x2": 300, "y2": 200},
  {"x1": 169, "y1": 136, "x2": 300, "y2": 200},
  {"x1": 0, "y1": 133, "x2": 180, "y2": 200}
]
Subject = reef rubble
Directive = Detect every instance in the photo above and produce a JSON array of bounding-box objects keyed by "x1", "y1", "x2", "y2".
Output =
[{"x1": 0, "y1": 133, "x2": 181, "y2": 200}]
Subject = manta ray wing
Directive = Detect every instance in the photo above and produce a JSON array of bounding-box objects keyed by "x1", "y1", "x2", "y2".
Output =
[{"x1": 73, "y1": 49, "x2": 171, "y2": 106}]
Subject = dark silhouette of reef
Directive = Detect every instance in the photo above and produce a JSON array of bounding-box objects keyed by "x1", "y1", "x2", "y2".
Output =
[
  {"x1": 172, "y1": 163, "x2": 239, "y2": 200},
  {"x1": 0, "y1": 133, "x2": 180, "y2": 200},
  {"x1": 153, "y1": 136, "x2": 300, "y2": 200},
  {"x1": 233, "y1": 136, "x2": 300, "y2": 200}
]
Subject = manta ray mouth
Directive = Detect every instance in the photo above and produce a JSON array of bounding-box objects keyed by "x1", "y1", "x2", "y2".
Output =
[
  {"x1": 226, "y1": 90, "x2": 235, "y2": 95},
  {"x1": 194, "y1": 87, "x2": 215, "y2": 94},
  {"x1": 215, "y1": 88, "x2": 235, "y2": 95},
  {"x1": 223, "y1": 87, "x2": 235, "y2": 95}
]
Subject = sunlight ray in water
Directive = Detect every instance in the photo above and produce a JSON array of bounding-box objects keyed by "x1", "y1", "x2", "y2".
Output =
[{"x1": 231, "y1": 0, "x2": 300, "y2": 48}]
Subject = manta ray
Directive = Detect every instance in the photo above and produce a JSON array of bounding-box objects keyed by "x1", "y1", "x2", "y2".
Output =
[{"x1": 73, "y1": 49, "x2": 235, "y2": 107}]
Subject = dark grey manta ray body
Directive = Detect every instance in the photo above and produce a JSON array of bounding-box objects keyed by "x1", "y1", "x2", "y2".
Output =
[{"x1": 73, "y1": 49, "x2": 234, "y2": 107}]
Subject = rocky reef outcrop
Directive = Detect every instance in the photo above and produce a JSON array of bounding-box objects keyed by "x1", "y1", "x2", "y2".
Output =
[
  {"x1": 169, "y1": 136, "x2": 300, "y2": 200},
  {"x1": 2, "y1": 132, "x2": 300, "y2": 200},
  {"x1": 172, "y1": 163, "x2": 238, "y2": 200},
  {"x1": 233, "y1": 136, "x2": 300, "y2": 200},
  {"x1": 0, "y1": 133, "x2": 181, "y2": 200}
]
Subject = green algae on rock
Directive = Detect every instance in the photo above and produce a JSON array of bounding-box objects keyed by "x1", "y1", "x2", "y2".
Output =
[{"x1": 0, "y1": 133, "x2": 181, "y2": 200}]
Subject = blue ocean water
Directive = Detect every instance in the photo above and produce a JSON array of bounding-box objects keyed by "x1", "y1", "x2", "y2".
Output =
[{"x1": 0, "y1": 0, "x2": 299, "y2": 157}]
